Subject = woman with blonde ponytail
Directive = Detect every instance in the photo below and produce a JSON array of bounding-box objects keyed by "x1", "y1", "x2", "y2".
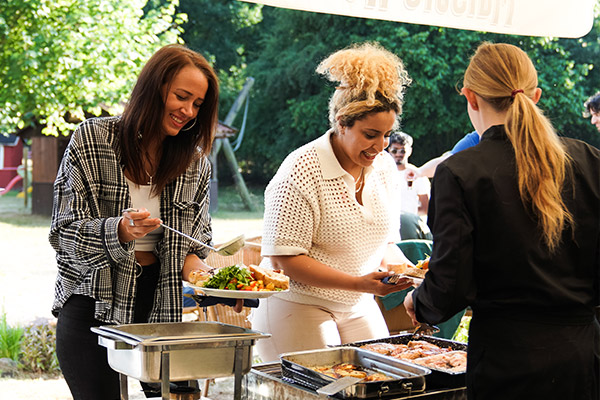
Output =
[{"x1": 405, "y1": 42, "x2": 600, "y2": 399}]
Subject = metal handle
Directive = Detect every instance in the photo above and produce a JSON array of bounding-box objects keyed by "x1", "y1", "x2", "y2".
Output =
[
  {"x1": 97, "y1": 335, "x2": 135, "y2": 350},
  {"x1": 121, "y1": 209, "x2": 216, "y2": 252},
  {"x1": 316, "y1": 376, "x2": 362, "y2": 396},
  {"x1": 93, "y1": 326, "x2": 270, "y2": 348},
  {"x1": 160, "y1": 223, "x2": 217, "y2": 251},
  {"x1": 139, "y1": 332, "x2": 271, "y2": 345}
]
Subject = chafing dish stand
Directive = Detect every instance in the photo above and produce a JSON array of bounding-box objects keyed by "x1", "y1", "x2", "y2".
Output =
[
  {"x1": 92, "y1": 322, "x2": 271, "y2": 400},
  {"x1": 104, "y1": 341, "x2": 246, "y2": 400}
]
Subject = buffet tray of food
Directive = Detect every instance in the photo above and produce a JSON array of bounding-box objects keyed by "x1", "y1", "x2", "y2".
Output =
[
  {"x1": 280, "y1": 347, "x2": 431, "y2": 399},
  {"x1": 338, "y1": 334, "x2": 467, "y2": 389}
]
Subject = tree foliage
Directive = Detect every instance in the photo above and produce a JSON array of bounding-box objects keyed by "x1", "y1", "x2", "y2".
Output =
[
  {"x1": 233, "y1": 7, "x2": 600, "y2": 181},
  {"x1": 0, "y1": 0, "x2": 184, "y2": 136},
  {"x1": 2, "y1": 0, "x2": 599, "y2": 183},
  {"x1": 178, "y1": 0, "x2": 262, "y2": 121}
]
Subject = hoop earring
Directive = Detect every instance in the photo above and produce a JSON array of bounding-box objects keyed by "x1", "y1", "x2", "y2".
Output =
[{"x1": 182, "y1": 118, "x2": 197, "y2": 132}]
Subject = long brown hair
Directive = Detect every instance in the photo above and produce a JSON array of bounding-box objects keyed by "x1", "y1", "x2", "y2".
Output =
[
  {"x1": 120, "y1": 44, "x2": 219, "y2": 195},
  {"x1": 463, "y1": 42, "x2": 573, "y2": 252}
]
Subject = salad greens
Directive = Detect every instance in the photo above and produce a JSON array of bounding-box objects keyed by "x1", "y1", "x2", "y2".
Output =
[{"x1": 203, "y1": 264, "x2": 252, "y2": 290}]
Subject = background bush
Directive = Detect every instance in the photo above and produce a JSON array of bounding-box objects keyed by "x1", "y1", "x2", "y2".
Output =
[
  {"x1": 0, "y1": 311, "x2": 60, "y2": 375},
  {"x1": 19, "y1": 323, "x2": 60, "y2": 375}
]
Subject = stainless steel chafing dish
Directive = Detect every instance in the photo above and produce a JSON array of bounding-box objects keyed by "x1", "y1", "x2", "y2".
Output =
[
  {"x1": 280, "y1": 347, "x2": 431, "y2": 399},
  {"x1": 91, "y1": 321, "x2": 270, "y2": 400}
]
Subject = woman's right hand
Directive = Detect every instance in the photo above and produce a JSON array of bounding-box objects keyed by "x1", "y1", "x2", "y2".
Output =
[
  {"x1": 357, "y1": 270, "x2": 413, "y2": 297},
  {"x1": 270, "y1": 255, "x2": 414, "y2": 295},
  {"x1": 403, "y1": 291, "x2": 418, "y2": 326},
  {"x1": 119, "y1": 208, "x2": 162, "y2": 243}
]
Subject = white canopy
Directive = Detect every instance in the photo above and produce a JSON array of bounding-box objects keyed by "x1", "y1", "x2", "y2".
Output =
[{"x1": 239, "y1": 0, "x2": 595, "y2": 38}]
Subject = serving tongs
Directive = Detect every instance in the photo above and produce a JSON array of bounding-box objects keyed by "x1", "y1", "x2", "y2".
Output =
[
  {"x1": 411, "y1": 323, "x2": 440, "y2": 339},
  {"x1": 382, "y1": 273, "x2": 422, "y2": 285},
  {"x1": 383, "y1": 274, "x2": 405, "y2": 284}
]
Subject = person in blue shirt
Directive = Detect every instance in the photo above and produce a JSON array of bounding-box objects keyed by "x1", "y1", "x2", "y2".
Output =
[
  {"x1": 414, "y1": 131, "x2": 480, "y2": 178},
  {"x1": 449, "y1": 130, "x2": 480, "y2": 153}
]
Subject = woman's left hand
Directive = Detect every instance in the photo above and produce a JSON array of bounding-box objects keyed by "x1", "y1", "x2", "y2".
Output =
[
  {"x1": 182, "y1": 255, "x2": 245, "y2": 313},
  {"x1": 232, "y1": 300, "x2": 244, "y2": 313}
]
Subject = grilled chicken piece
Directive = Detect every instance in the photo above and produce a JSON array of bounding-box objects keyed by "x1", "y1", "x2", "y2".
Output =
[{"x1": 360, "y1": 342, "x2": 399, "y2": 356}]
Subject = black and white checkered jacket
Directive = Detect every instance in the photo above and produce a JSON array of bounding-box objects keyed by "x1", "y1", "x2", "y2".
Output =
[{"x1": 49, "y1": 116, "x2": 212, "y2": 324}]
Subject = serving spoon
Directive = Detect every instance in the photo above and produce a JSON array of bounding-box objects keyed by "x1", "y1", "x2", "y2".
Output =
[
  {"x1": 160, "y1": 223, "x2": 245, "y2": 256},
  {"x1": 121, "y1": 208, "x2": 245, "y2": 256}
]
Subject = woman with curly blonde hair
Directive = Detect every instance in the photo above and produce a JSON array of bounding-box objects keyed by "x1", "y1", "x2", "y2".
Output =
[
  {"x1": 405, "y1": 42, "x2": 600, "y2": 399},
  {"x1": 251, "y1": 42, "x2": 415, "y2": 361}
]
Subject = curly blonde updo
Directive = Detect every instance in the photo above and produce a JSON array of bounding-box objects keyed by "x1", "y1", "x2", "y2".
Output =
[{"x1": 316, "y1": 42, "x2": 411, "y2": 131}]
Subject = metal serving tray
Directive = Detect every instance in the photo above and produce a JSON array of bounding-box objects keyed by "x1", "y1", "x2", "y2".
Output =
[
  {"x1": 341, "y1": 334, "x2": 467, "y2": 389},
  {"x1": 280, "y1": 347, "x2": 431, "y2": 399},
  {"x1": 246, "y1": 362, "x2": 467, "y2": 400},
  {"x1": 91, "y1": 321, "x2": 270, "y2": 382}
]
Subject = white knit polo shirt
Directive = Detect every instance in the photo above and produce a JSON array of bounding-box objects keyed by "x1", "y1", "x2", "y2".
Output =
[{"x1": 261, "y1": 130, "x2": 401, "y2": 312}]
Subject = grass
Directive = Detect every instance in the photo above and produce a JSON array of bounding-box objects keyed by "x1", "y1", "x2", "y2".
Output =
[
  {"x1": 0, "y1": 312, "x2": 23, "y2": 361},
  {"x1": 0, "y1": 185, "x2": 261, "y2": 398},
  {"x1": 212, "y1": 183, "x2": 265, "y2": 218},
  {"x1": 0, "y1": 184, "x2": 266, "y2": 240},
  {"x1": 0, "y1": 184, "x2": 265, "y2": 326},
  {"x1": 0, "y1": 191, "x2": 50, "y2": 227},
  {"x1": 211, "y1": 184, "x2": 265, "y2": 242}
]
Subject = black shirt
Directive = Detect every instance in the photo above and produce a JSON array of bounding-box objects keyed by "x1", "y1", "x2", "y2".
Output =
[{"x1": 413, "y1": 125, "x2": 600, "y2": 325}]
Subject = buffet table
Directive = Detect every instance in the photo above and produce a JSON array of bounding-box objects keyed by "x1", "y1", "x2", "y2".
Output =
[{"x1": 245, "y1": 362, "x2": 467, "y2": 399}]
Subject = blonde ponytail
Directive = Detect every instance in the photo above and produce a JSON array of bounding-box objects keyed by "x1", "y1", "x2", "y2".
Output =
[{"x1": 464, "y1": 43, "x2": 573, "y2": 252}]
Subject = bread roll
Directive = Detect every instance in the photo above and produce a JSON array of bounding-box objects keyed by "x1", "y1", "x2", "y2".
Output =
[
  {"x1": 249, "y1": 264, "x2": 267, "y2": 282},
  {"x1": 249, "y1": 264, "x2": 290, "y2": 290},
  {"x1": 188, "y1": 270, "x2": 212, "y2": 286},
  {"x1": 405, "y1": 267, "x2": 427, "y2": 279},
  {"x1": 388, "y1": 263, "x2": 408, "y2": 274}
]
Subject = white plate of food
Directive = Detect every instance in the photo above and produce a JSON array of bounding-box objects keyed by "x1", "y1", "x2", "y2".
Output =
[
  {"x1": 188, "y1": 285, "x2": 289, "y2": 299},
  {"x1": 186, "y1": 264, "x2": 290, "y2": 299}
]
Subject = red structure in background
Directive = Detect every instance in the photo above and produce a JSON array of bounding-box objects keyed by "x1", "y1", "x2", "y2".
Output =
[{"x1": 0, "y1": 134, "x2": 23, "y2": 191}]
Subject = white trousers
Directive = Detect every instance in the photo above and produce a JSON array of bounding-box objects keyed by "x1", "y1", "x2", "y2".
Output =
[{"x1": 250, "y1": 296, "x2": 389, "y2": 362}]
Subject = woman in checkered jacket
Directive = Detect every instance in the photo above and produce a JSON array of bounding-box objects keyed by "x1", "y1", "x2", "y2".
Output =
[{"x1": 50, "y1": 44, "x2": 220, "y2": 399}]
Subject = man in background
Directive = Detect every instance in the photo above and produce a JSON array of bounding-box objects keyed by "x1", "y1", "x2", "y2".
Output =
[
  {"x1": 583, "y1": 92, "x2": 600, "y2": 132},
  {"x1": 387, "y1": 132, "x2": 432, "y2": 240}
]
